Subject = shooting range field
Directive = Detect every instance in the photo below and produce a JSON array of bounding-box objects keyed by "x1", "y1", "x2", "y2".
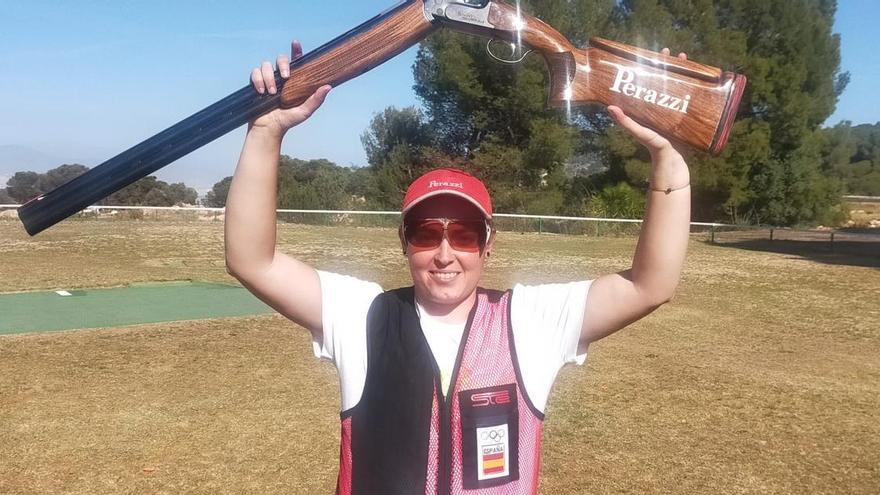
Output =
[{"x1": 0, "y1": 218, "x2": 878, "y2": 494}]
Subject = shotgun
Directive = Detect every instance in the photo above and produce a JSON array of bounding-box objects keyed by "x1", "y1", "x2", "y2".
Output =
[{"x1": 18, "y1": 0, "x2": 746, "y2": 236}]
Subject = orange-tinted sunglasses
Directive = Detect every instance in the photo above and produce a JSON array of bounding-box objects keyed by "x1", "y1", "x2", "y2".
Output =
[{"x1": 403, "y1": 218, "x2": 490, "y2": 252}]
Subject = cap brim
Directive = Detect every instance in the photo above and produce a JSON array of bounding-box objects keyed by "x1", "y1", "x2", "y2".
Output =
[{"x1": 402, "y1": 190, "x2": 491, "y2": 219}]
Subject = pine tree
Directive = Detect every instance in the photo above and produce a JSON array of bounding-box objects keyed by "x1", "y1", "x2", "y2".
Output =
[{"x1": 408, "y1": 0, "x2": 849, "y2": 225}]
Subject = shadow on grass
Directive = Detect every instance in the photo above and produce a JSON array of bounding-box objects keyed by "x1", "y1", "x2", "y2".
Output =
[{"x1": 704, "y1": 238, "x2": 880, "y2": 269}]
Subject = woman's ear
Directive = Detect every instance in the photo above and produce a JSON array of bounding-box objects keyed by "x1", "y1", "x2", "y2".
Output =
[{"x1": 482, "y1": 228, "x2": 497, "y2": 259}]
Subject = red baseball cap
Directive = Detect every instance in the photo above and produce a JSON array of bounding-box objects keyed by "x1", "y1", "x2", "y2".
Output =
[{"x1": 402, "y1": 168, "x2": 493, "y2": 219}]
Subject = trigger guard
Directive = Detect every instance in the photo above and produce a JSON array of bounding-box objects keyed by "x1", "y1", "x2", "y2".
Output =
[{"x1": 486, "y1": 39, "x2": 532, "y2": 64}]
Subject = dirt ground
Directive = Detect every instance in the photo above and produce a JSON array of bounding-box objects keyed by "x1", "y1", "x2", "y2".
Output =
[{"x1": 0, "y1": 218, "x2": 878, "y2": 494}]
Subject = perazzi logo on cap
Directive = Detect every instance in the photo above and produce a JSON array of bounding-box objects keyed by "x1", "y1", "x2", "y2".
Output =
[
  {"x1": 429, "y1": 180, "x2": 464, "y2": 189},
  {"x1": 609, "y1": 66, "x2": 692, "y2": 114}
]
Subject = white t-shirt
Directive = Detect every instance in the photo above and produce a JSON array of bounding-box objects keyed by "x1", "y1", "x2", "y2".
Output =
[{"x1": 313, "y1": 271, "x2": 593, "y2": 414}]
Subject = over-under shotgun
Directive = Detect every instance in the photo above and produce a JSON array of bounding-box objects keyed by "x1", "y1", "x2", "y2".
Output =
[{"x1": 18, "y1": 0, "x2": 746, "y2": 235}]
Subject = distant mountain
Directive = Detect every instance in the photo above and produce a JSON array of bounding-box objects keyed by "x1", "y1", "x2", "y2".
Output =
[{"x1": 0, "y1": 145, "x2": 65, "y2": 177}]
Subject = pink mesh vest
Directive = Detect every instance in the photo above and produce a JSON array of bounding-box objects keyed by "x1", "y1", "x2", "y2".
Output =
[{"x1": 335, "y1": 287, "x2": 545, "y2": 495}]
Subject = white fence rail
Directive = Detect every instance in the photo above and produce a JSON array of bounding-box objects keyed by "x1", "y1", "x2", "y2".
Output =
[
  {"x1": 1, "y1": 204, "x2": 877, "y2": 256},
  {"x1": 0, "y1": 204, "x2": 734, "y2": 228},
  {"x1": 843, "y1": 195, "x2": 880, "y2": 202}
]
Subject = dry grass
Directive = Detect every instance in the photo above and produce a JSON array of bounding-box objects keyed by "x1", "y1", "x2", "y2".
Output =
[{"x1": 0, "y1": 218, "x2": 878, "y2": 494}]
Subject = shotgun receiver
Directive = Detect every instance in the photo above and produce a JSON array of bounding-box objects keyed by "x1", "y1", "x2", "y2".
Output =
[{"x1": 18, "y1": 0, "x2": 746, "y2": 236}]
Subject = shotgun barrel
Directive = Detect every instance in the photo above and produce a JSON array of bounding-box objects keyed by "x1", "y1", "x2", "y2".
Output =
[
  {"x1": 17, "y1": 86, "x2": 279, "y2": 236},
  {"x1": 18, "y1": 0, "x2": 435, "y2": 235}
]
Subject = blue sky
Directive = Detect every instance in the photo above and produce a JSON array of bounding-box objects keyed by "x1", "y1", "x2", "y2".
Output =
[{"x1": 0, "y1": 0, "x2": 877, "y2": 192}]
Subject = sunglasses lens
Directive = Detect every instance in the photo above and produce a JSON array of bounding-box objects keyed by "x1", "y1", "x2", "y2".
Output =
[
  {"x1": 447, "y1": 221, "x2": 484, "y2": 251},
  {"x1": 406, "y1": 221, "x2": 445, "y2": 248}
]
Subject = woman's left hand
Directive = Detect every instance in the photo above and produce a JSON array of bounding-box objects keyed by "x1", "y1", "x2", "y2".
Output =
[{"x1": 607, "y1": 48, "x2": 688, "y2": 159}]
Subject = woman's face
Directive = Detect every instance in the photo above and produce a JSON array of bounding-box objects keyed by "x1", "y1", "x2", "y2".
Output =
[{"x1": 401, "y1": 196, "x2": 494, "y2": 314}]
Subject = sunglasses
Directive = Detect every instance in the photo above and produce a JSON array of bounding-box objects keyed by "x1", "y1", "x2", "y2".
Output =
[{"x1": 403, "y1": 218, "x2": 491, "y2": 252}]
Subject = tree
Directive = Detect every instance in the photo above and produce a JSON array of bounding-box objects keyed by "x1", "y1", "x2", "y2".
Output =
[
  {"x1": 6, "y1": 171, "x2": 42, "y2": 203},
  {"x1": 361, "y1": 106, "x2": 434, "y2": 168},
  {"x1": 37, "y1": 164, "x2": 89, "y2": 192},
  {"x1": 0, "y1": 188, "x2": 13, "y2": 204},
  {"x1": 208, "y1": 159, "x2": 375, "y2": 211},
  {"x1": 4, "y1": 163, "x2": 202, "y2": 207},
  {"x1": 587, "y1": 182, "x2": 645, "y2": 219},
  {"x1": 4, "y1": 163, "x2": 200, "y2": 207},
  {"x1": 608, "y1": 0, "x2": 848, "y2": 225},
  {"x1": 167, "y1": 182, "x2": 198, "y2": 205},
  {"x1": 6, "y1": 164, "x2": 91, "y2": 203},
  {"x1": 820, "y1": 122, "x2": 880, "y2": 196},
  {"x1": 275, "y1": 156, "x2": 374, "y2": 211},
  {"x1": 360, "y1": 107, "x2": 443, "y2": 209},
  {"x1": 204, "y1": 177, "x2": 232, "y2": 208},
  {"x1": 414, "y1": 0, "x2": 614, "y2": 156},
  {"x1": 278, "y1": 157, "x2": 351, "y2": 210},
  {"x1": 724, "y1": 0, "x2": 846, "y2": 225},
  {"x1": 412, "y1": 0, "x2": 643, "y2": 217},
  {"x1": 101, "y1": 175, "x2": 198, "y2": 206},
  {"x1": 410, "y1": 0, "x2": 850, "y2": 226},
  {"x1": 367, "y1": 144, "x2": 426, "y2": 209}
]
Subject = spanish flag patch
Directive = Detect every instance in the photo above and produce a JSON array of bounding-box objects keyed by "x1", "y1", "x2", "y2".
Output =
[{"x1": 476, "y1": 424, "x2": 509, "y2": 480}]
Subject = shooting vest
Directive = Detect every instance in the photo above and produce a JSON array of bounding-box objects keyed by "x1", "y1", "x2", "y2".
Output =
[{"x1": 335, "y1": 287, "x2": 545, "y2": 495}]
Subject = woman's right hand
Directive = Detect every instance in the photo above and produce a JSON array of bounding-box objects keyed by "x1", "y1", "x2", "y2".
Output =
[{"x1": 249, "y1": 39, "x2": 332, "y2": 137}]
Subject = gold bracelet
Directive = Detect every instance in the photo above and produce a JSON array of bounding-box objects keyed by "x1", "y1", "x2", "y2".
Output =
[{"x1": 649, "y1": 182, "x2": 690, "y2": 194}]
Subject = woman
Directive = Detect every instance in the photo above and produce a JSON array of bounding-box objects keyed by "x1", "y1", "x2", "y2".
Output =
[{"x1": 225, "y1": 39, "x2": 691, "y2": 495}]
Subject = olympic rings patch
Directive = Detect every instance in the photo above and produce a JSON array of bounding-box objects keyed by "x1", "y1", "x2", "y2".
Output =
[{"x1": 480, "y1": 428, "x2": 507, "y2": 441}]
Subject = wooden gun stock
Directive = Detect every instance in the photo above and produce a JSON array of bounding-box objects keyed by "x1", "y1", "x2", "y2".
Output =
[
  {"x1": 566, "y1": 38, "x2": 745, "y2": 155},
  {"x1": 477, "y1": 1, "x2": 747, "y2": 155}
]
